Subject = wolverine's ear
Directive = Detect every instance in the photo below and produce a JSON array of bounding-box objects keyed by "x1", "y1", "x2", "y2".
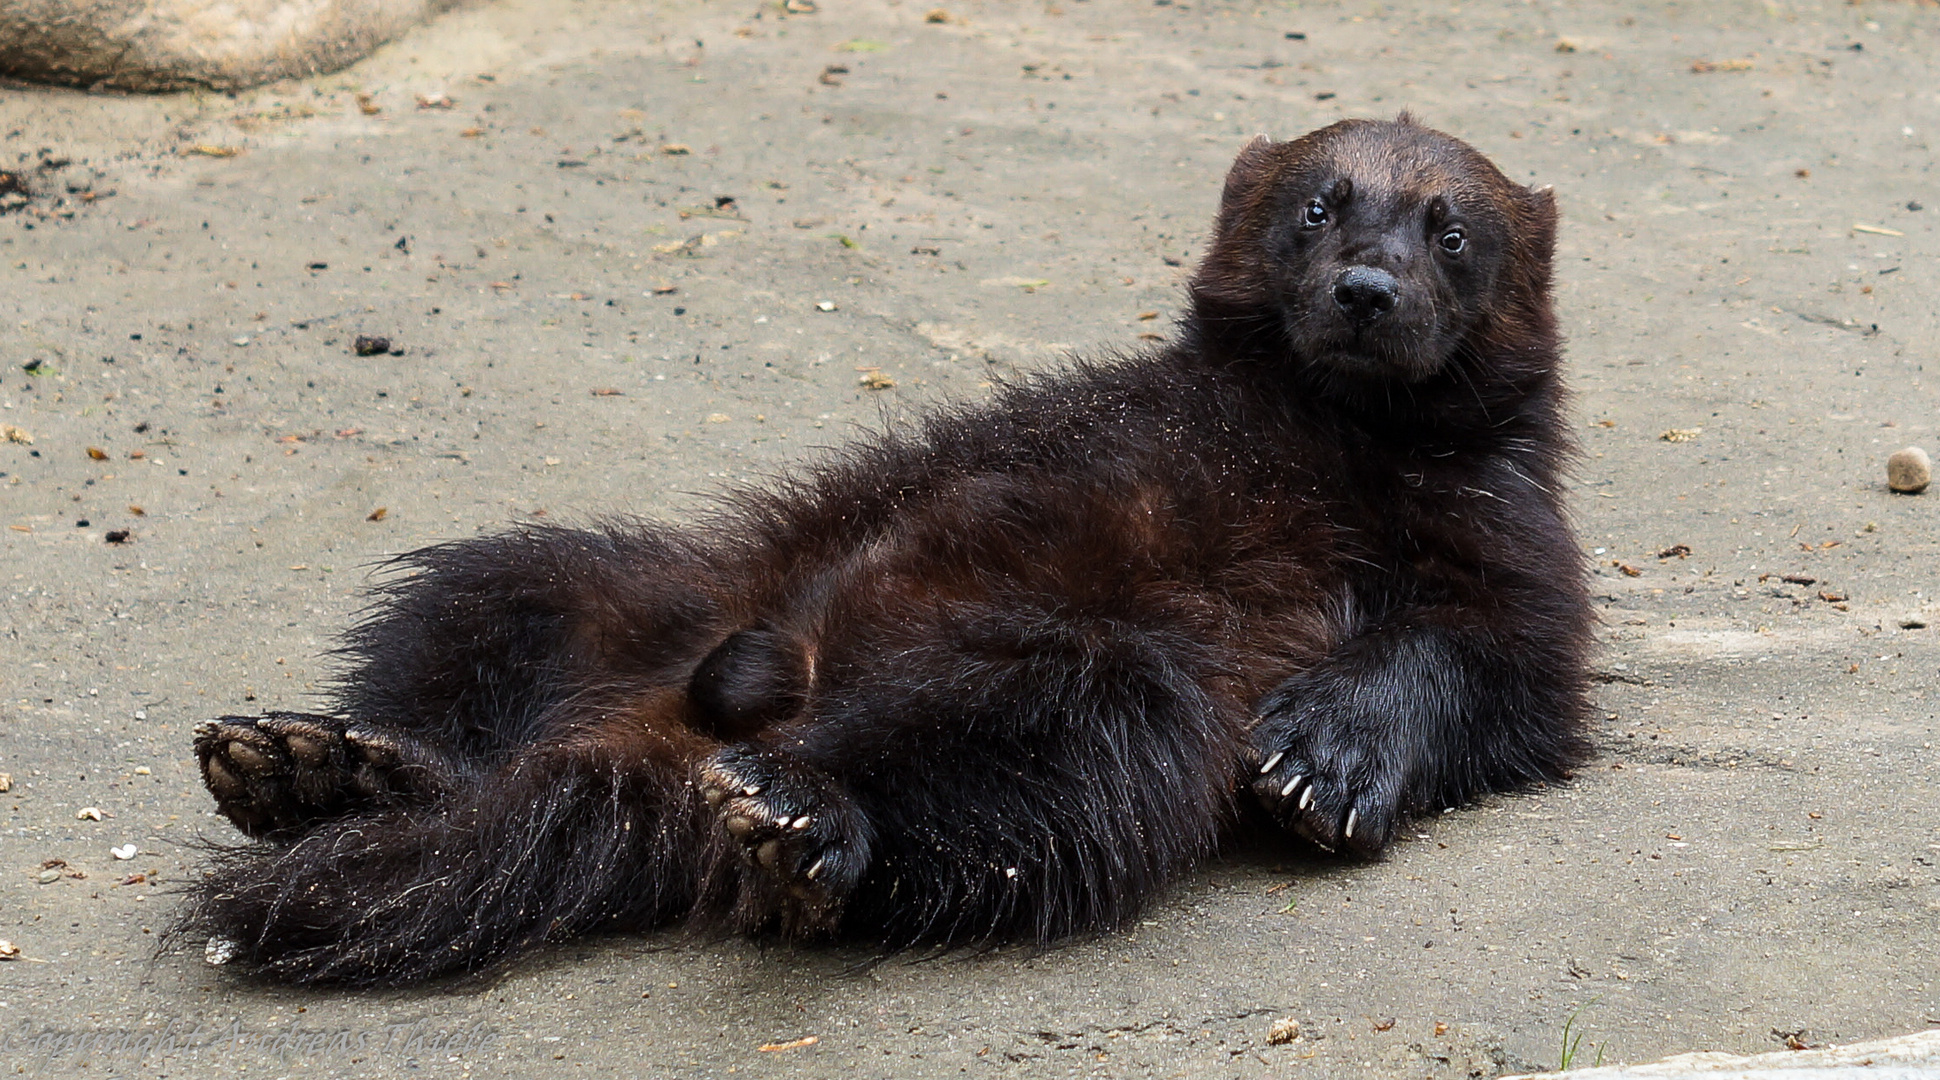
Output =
[
  {"x1": 1521, "y1": 183, "x2": 1559, "y2": 267},
  {"x1": 1219, "y1": 135, "x2": 1277, "y2": 217}
]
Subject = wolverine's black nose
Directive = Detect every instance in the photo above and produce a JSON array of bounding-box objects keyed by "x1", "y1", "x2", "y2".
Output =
[{"x1": 1331, "y1": 267, "x2": 1399, "y2": 325}]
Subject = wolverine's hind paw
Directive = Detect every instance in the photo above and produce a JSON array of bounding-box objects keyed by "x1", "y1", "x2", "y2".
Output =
[
  {"x1": 195, "y1": 713, "x2": 449, "y2": 839},
  {"x1": 699, "y1": 747, "x2": 872, "y2": 934}
]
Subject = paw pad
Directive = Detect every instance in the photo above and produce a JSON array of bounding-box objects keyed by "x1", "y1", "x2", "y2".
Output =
[
  {"x1": 193, "y1": 712, "x2": 437, "y2": 838},
  {"x1": 698, "y1": 749, "x2": 870, "y2": 930}
]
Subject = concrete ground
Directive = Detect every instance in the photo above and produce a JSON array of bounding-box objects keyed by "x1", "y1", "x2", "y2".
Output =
[{"x1": 2, "y1": 0, "x2": 1937, "y2": 1076}]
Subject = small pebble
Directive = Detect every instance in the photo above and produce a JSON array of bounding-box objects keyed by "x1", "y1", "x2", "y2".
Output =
[
  {"x1": 353, "y1": 334, "x2": 393, "y2": 357},
  {"x1": 36, "y1": 869, "x2": 60, "y2": 884},
  {"x1": 1886, "y1": 446, "x2": 1930, "y2": 493},
  {"x1": 205, "y1": 936, "x2": 240, "y2": 965},
  {"x1": 77, "y1": 806, "x2": 102, "y2": 821},
  {"x1": 1267, "y1": 1017, "x2": 1302, "y2": 1045},
  {"x1": 0, "y1": 772, "x2": 11, "y2": 792},
  {"x1": 111, "y1": 843, "x2": 138, "y2": 860},
  {"x1": 0, "y1": 939, "x2": 18, "y2": 959}
]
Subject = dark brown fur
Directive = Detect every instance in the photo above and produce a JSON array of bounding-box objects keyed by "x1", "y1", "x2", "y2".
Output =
[{"x1": 181, "y1": 116, "x2": 1590, "y2": 985}]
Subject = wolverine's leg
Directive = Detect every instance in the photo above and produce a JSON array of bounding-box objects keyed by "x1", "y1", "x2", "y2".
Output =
[
  {"x1": 185, "y1": 692, "x2": 717, "y2": 985},
  {"x1": 197, "y1": 523, "x2": 728, "y2": 838},
  {"x1": 1250, "y1": 614, "x2": 1590, "y2": 856},
  {"x1": 334, "y1": 523, "x2": 725, "y2": 758},
  {"x1": 690, "y1": 605, "x2": 1245, "y2": 944}
]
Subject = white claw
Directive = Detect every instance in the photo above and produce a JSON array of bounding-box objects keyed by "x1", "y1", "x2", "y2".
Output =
[
  {"x1": 791, "y1": 815, "x2": 814, "y2": 830},
  {"x1": 1344, "y1": 808, "x2": 1358, "y2": 840},
  {"x1": 1278, "y1": 774, "x2": 1305, "y2": 799},
  {"x1": 1259, "y1": 751, "x2": 1284, "y2": 775},
  {"x1": 805, "y1": 856, "x2": 826, "y2": 881},
  {"x1": 742, "y1": 785, "x2": 762, "y2": 797},
  {"x1": 1298, "y1": 786, "x2": 1314, "y2": 811}
]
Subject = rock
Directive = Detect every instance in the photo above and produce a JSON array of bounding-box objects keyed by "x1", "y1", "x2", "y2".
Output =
[
  {"x1": 0, "y1": 0, "x2": 463, "y2": 93},
  {"x1": 1502, "y1": 1028, "x2": 1940, "y2": 1078},
  {"x1": 1265, "y1": 1017, "x2": 1301, "y2": 1045},
  {"x1": 205, "y1": 936, "x2": 241, "y2": 965},
  {"x1": 1886, "y1": 446, "x2": 1931, "y2": 494}
]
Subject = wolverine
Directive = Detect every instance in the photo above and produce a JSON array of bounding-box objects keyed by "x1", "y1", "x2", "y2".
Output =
[{"x1": 183, "y1": 115, "x2": 1591, "y2": 986}]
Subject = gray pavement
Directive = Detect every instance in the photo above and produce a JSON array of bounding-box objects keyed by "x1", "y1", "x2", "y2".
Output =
[{"x1": 1, "y1": 1, "x2": 1937, "y2": 1076}]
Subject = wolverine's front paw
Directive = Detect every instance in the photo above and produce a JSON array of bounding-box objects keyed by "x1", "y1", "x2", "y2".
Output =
[
  {"x1": 195, "y1": 713, "x2": 446, "y2": 839},
  {"x1": 699, "y1": 746, "x2": 872, "y2": 934},
  {"x1": 1249, "y1": 694, "x2": 1409, "y2": 857}
]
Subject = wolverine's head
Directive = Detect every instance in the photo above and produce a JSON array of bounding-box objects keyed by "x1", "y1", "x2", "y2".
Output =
[{"x1": 1191, "y1": 115, "x2": 1558, "y2": 389}]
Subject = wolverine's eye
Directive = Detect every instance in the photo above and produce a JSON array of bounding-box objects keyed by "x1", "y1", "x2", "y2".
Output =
[
  {"x1": 1301, "y1": 200, "x2": 1329, "y2": 228},
  {"x1": 1438, "y1": 228, "x2": 1466, "y2": 254}
]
